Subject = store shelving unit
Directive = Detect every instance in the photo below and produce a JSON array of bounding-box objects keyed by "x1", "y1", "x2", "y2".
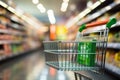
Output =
[
  {"x1": 105, "y1": 63, "x2": 120, "y2": 78},
  {"x1": 0, "y1": 40, "x2": 25, "y2": 44},
  {"x1": 0, "y1": 29, "x2": 26, "y2": 36},
  {"x1": 107, "y1": 43, "x2": 120, "y2": 49},
  {"x1": 0, "y1": 1, "x2": 42, "y2": 62},
  {"x1": 0, "y1": 47, "x2": 39, "y2": 62},
  {"x1": 79, "y1": 19, "x2": 120, "y2": 79},
  {"x1": 66, "y1": 0, "x2": 120, "y2": 79},
  {"x1": 77, "y1": 1, "x2": 120, "y2": 25}
]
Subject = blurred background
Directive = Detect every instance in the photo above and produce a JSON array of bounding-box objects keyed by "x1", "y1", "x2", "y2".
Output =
[{"x1": 0, "y1": 0, "x2": 120, "y2": 80}]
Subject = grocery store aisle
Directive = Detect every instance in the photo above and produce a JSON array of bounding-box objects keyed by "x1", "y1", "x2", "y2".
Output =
[
  {"x1": 0, "y1": 50, "x2": 119, "y2": 80},
  {"x1": 0, "y1": 50, "x2": 75, "y2": 80}
]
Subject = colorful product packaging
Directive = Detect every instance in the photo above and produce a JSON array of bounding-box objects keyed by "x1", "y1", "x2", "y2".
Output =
[{"x1": 77, "y1": 37, "x2": 96, "y2": 66}]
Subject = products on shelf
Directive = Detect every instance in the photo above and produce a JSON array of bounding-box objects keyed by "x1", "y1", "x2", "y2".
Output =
[
  {"x1": 11, "y1": 44, "x2": 24, "y2": 54},
  {"x1": 114, "y1": 51, "x2": 120, "y2": 68},
  {"x1": 0, "y1": 7, "x2": 7, "y2": 14},
  {"x1": 106, "y1": 50, "x2": 115, "y2": 64},
  {"x1": 106, "y1": 49, "x2": 120, "y2": 68},
  {"x1": 50, "y1": 25, "x2": 56, "y2": 40},
  {"x1": 0, "y1": 24, "x2": 6, "y2": 29},
  {"x1": 0, "y1": 4, "x2": 41, "y2": 60},
  {"x1": 56, "y1": 25, "x2": 67, "y2": 40},
  {"x1": 108, "y1": 28, "x2": 120, "y2": 42},
  {"x1": 108, "y1": 32, "x2": 115, "y2": 42},
  {"x1": 110, "y1": 12, "x2": 120, "y2": 21},
  {"x1": 105, "y1": 49, "x2": 120, "y2": 76},
  {"x1": 114, "y1": 31, "x2": 120, "y2": 42},
  {"x1": 0, "y1": 34, "x2": 13, "y2": 40},
  {"x1": 66, "y1": 0, "x2": 120, "y2": 77},
  {"x1": 4, "y1": 44, "x2": 11, "y2": 55},
  {"x1": 0, "y1": 45, "x2": 4, "y2": 55},
  {"x1": 96, "y1": 48, "x2": 120, "y2": 75}
]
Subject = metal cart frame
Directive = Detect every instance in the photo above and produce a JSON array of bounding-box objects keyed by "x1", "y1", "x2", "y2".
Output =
[
  {"x1": 43, "y1": 18, "x2": 116, "y2": 80},
  {"x1": 43, "y1": 28, "x2": 108, "y2": 71}
]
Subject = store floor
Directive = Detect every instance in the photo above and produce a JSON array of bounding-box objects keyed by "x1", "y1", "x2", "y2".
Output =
[
  {"x1": 0, "y1": 50, "x2": 118, "y2": 80},
  {"x1": 0, "y1": 50, "x2": 75, "y2": 80}
]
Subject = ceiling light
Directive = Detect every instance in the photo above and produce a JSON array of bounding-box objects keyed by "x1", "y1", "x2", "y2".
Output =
[
  {"x1": 0, "y1": 1, "x2": 8, "y2": 8},
  {"x1": 47, "y1": 10, "x2": 56, "y2": 24},
  {"x1": 63, "y1": 0, "x2": 69, "y2": 2},
  {"x1": 105, "y1": 6, "x2": 112, "y2": 10},
  {"x1": 14, "y1": 12, "x2": 22, "y2": 17},
  {"x1": 81, "y1": 8, "x2": 91, "y2": 15},
  {"x1": 65, "y1": 0, "x2": 103, "y2": 27},
  {"x1": 90, "y1": 1, "x2": 101, "y2": 10},
  {"x1": 7, "y1": 7, "x2": 16, "y2": 13},
  {"x1": 32, "y1": 0, "x2": 39, "y2": 4},
  {"x1": 87, "y1": 1, "x2": 93, "y2": 7},
  {"x1": 37, "y1": 3, "x2": 46, "y2": 13},
  {"x1": 100, "y1": 0, "x2": 105, "y2": 2},
  {"x1": 61, "y1": 2, "x2": 68, "y2": 12}
]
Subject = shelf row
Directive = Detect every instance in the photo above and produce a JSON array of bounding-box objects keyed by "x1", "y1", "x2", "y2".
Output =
[
  {"x1": 105, "y1": 63, "x2": 120, "y2": 75},
  {"x1": 107, "y1": 43, "x2": 120, "y2": 49},
  {"x1": 6, "y1": 23, "x2": 26, "y2": 31},
  {"x1": 0, "y1": 47, "x2": 39, "y2": 62},
  {"x1": 76, "y1": 1, "x2": 120, "y2": 25},
  {"x1": 0, "y1": 16, "x2": 26, "y2": 31},
  {"x1": 0, "y1": 7, "x2": 24, "y2": 26},
  {"x1": 0, "y1": 29, "x2": 26, "y2": 36},
  {"x1": 0, "y1": 40, "x2": 25, "y2": 44},
  {"x1": 67, "y1": 0, "x2": 120, "y2": 78},
  {"x1": 66, "y1": 0, "x2": 119, "y2": 27}
]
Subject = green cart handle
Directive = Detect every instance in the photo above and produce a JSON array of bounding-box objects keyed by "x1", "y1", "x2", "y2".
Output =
[
  {"x1": 79, "y1": 18, "x2": 117, "y2": 32},
  {"x1": 106, "y1": 18, "x2": 117, "y2": 29},
  {"x1": 79, "y1": 24, "x2": 86, "y2": 32}
]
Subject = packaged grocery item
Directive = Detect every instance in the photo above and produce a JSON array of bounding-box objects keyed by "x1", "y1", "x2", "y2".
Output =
[
  {"x1": 56, "y1": 25, "x2": 67, "y2": 40},
  {"x1": 0, "y1": 24, "x2": 6, "y2": 29},
  {"x1": 77, "y1": 36, "x2": 96, "y2": 66},
  {"x1": 115, "y1": 12, "x2": 120, "y2": 20},
  {"x1": 11, "y1": 44, "x2": 17, "y2": 53},
  {"x1": 114, "y1": 31, "x2": 120, "y2": 42},
  {"x1": 108, "y1": 32, "x2": 114, "y2": 42},
  {"x1": 50, "y1": 25, "x2": 56, "y2": 40},
  {"x1": 4, "y1": 44, "x2": 11, "y2": 55},
  {"x1": 106, "y1": 50, "x2": 115, "y2": 64},
  {"x1": 114, "y1": 52, "x2": 120, "y2": 68}
]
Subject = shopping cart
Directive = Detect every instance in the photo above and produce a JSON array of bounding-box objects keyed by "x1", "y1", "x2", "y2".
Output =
[{"x1": 43, "y1": 18, "x2": 116, "y2": 79}]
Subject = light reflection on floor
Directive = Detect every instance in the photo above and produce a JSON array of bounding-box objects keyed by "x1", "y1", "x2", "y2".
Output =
[{"x1": 0, "y1": 51, "x2": 75, "y2": 80}]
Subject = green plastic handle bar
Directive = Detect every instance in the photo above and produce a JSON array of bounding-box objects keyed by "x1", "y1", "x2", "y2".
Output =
[
  {"x1": 106, "y1": 18, "x2": 117, "y2": 29},
  {"x1": 79, "y1": 24, "x2": 86, "y2": 32},
  {"x1": 79, "y1": 18, "x2": 116, "y2": 32}
]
